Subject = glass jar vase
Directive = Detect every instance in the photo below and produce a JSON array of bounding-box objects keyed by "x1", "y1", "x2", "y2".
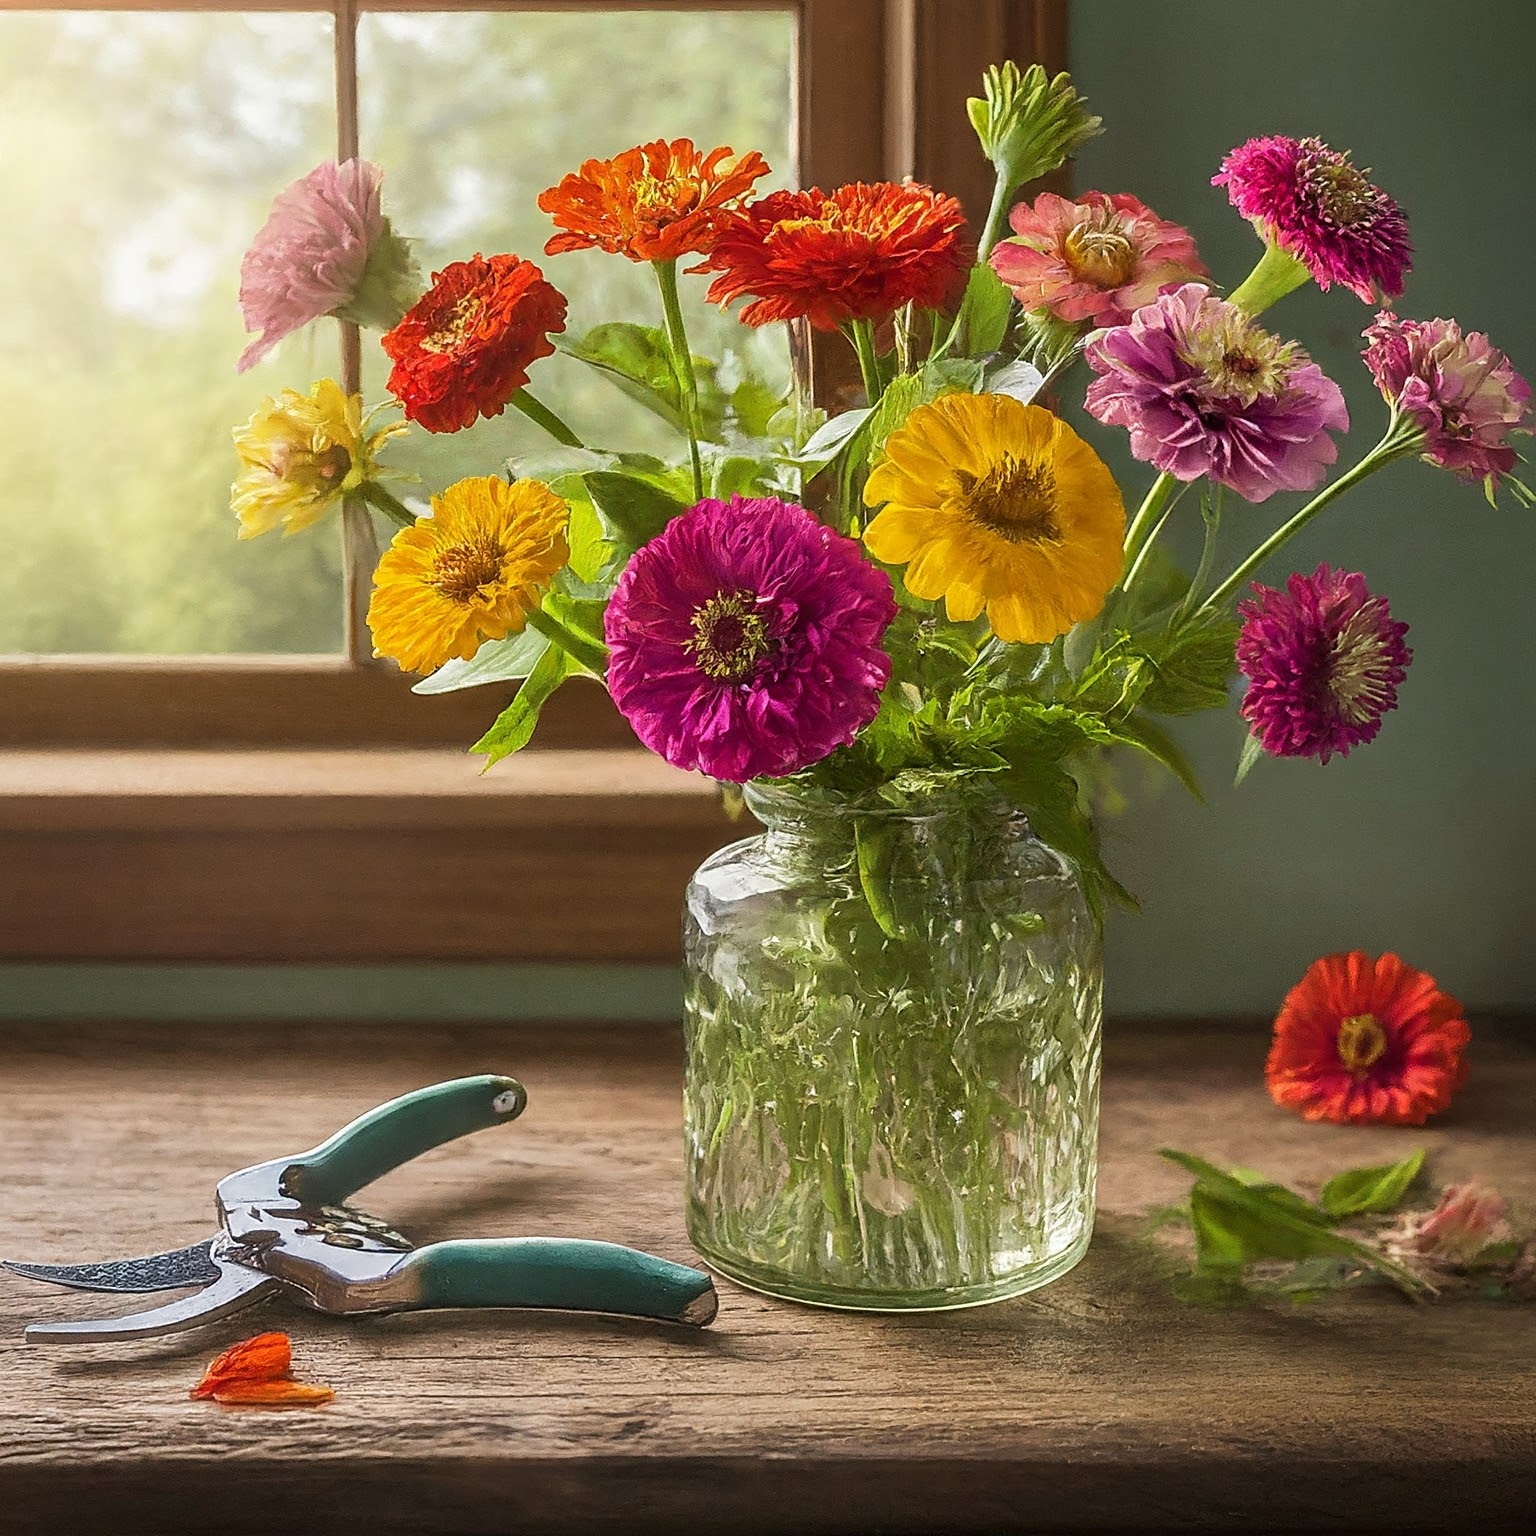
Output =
[{"x1": 682, "y1": 783, "x2": 1102, "y2": 1310}]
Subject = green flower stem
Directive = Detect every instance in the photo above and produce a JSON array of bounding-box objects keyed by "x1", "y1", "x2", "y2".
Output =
[
  {"x1": 510, "y1": 388, "x2": 583, "y2": 449},
  {"x1": 526, "y1": 607, "x2": 608, "y2": 676},
  {"x1": 356, "y1": 480, "x2": 417, "y2": 529},
  {"x1": 1200, "y1": 415, "x2": 1426, "y2": 614},
  {"x1": 1172, "y1": 486, "x2": 1225, "y2": 627},
  {"x1": 976, "y1": 166, "x2": 1016, "y2": 269},
  {"x1": 849, "y1": 317, "x2": 885, "y2": 407},
  {"x1": 1227, "y1": 240, "x2": 1312, "y2": 317},
  {"x1": 652, "y1": 258, "x2": 704, "y2": 502},
  {"x1": 1121, "y1": 471, "x2": 1177, "y2": 568}
]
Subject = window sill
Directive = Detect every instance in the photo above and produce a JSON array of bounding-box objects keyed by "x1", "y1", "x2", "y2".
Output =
[{"x1": 0, "y1": 748, "x2": 738, "y2": 963}]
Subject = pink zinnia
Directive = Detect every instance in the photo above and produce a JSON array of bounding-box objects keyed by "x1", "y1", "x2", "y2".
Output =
[
  {"x1": 1214, "y1": 135, "x2": 1411, "y2": 303},
  {"x1": 1237, "y1": 565, "x2": 1411, "y2": 764},
  {"x1": 1083, "y1": 283, "x2": 1348, "y2": 502},
  {"x1": 1363, "y1": 311, "x2": 1532, "y2": 487},
  {"x1": 238, "y1": 159, "x2": 420, "y2": 373},
  {"x1": 989, "y1": 190, "x2": 1206, "y2": 327},
  {"x1": 603, "y1": 496, "x2": 896, "y2": 783}
]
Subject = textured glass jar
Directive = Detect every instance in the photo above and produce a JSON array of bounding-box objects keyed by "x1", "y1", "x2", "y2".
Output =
[{"x1": 683, "y1": 784, "x2": 1102, "y2": 1310}]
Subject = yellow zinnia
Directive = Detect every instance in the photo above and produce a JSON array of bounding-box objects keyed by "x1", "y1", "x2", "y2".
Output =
[
  {"x1": 231, "y1": 377, "x2": 403, "y2": 540},
  {"x1": 862, "y1": 393, "x2": 1125, "y2": 644},
  {"x1": 367, "y1": 475, "x2": 570, "y2": 675}
]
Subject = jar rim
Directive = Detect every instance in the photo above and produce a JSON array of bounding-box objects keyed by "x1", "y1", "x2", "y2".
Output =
[{"x1": 743, "y1": 778, "x2": 1026, "y2": 827}]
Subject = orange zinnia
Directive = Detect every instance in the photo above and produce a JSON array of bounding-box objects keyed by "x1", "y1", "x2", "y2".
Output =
[
  {"x1": 538, "y1": 138, "x2": 770, "y2": 264},
  {"x1": 697, "y1": 181, "x2": 968, "y2": 330},
  {"x1": 1265, "y1": 951, "x2": 1470, "y2": 1126}
]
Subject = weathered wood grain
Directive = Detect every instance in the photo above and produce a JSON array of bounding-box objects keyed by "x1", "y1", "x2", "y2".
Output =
[{"x1": 0, "y1": 1020, "x2": 1531, "y2": 1534}]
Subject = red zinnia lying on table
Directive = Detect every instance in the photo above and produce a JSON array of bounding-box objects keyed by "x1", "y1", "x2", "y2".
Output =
[
  {"x1": 382, "y1": 254, "x2": 567, "y2": 434},
  {"x1": 1266, "y1": 951, "x2": 1469, "y2": 1126}
]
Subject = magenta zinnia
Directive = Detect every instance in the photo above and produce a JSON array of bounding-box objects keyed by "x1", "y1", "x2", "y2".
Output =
[
  {"x1": 1363, "y1": 311, "x2": 1533, "y2": 488},
  {"x1": 603, "y1": 496, "x2": 897, "y2": 782},
  {"x1": 1083, "y1": 283, "x2": 1348, "y2": 502},
  {"x1": 1214, "y1": 135, "x2": 1411, "y2": 303},
  {"x1": 238, "y1": 159, "x2": 420, "y2": 374},
  {"x1": 1237, "y1": 565, "x2": 1412, "y2": 764},
  {"x1": 990, "y1": 190, "x2": 1206, "y2": 328}
]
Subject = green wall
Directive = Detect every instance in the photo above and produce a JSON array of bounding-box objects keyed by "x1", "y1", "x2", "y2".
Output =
[
  {"x1": 1074, "y1": 0, "x2": 1536, "y2": 1014},
  {"x1": 0, "y1": 1, "x2": 1530, "y2": 1024}
]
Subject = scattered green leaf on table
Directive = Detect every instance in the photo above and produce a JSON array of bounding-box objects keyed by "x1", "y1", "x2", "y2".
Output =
[{"x1": 1319, "y1": 1148, "x2": 1426, "y2": 1219}]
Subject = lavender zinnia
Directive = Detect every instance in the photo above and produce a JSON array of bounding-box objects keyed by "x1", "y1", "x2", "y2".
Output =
[
  {"x1": 1237, "y1": 565, "x2": 1412, "y2": 764},
  {"x1": 1214, "y1": 135, "x2": 1411, "y2": 304},
  {"x1": 1083, "y1": 283, "x2": 1348, "y2": 502},
  {"x1": 1363, "y1": 311, "x2": 1533, "y2": 488},
  {"x1": 238, "y1": 159, "x2": 420, "y2": 373},
  {"x1": 603, "y1": 496, "x2": 897, "y2": 783}
]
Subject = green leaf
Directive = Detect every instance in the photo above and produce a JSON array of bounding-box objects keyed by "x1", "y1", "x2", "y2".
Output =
[
  {"x1": 1134, "y1": 610, "x2": 1240, "y2": 716},
  {"x1": 583, "y1": 469, "x2": 685, "y2": 555},
  {"x1": 1319, "y1": 1149, "x2": 1426, "y2": 1220},
  {"x1": 791, "y1": 407, "x2": 871, "y2": 470},
  {"x1": 470, "y1": 644, "x2": 576, "y2": 768},
  {"x1": 411, "y1": 626, "x2": 549, "y2": 696},
  {"x1": 853, "y1": 816, "x2": 901, "y2": 941},
  {"x1": 1105, "y1": 713, "x2": 1204, "y2": 801},
  {"x1": 1159, "y1": 1149, "x2": 1430, "y2": 1298},
  {"x1": 981, "y1": 357, "x2": 1045, "y2": 404},
  {"x1": 557, "y1": 322, "x2": 720, "y2": 435},
  {"x1": 728, "y1": 377, "x2": 788, "y2": 438},
  {"x1": 1234, "y1": 730, "x2": 1265, "y2": 786},
  {"x1": 952, "y1": 261, "x2": 1013, "y2": 358}
]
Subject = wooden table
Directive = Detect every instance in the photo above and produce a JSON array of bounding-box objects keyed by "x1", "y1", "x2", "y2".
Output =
[{"x1": 1, "y1": 1020, "x2": 1530, "y2": 1534}]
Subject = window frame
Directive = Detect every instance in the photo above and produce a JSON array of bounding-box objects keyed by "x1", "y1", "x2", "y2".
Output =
[
  {"x1": 0, "y1": 0, "x2": 1065, "y2": 968},
  {"x1": 0, "y1": 0, "x2": 1064, "y2": 750}
]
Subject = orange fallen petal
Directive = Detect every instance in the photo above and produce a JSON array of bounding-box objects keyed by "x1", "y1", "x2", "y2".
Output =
[
  {"x1": 210, "y1": 1380, "x2": 335, "y2": 1408},
  {"x1": 189, "y1": 1331, "x2": 294, "y2": 1400}
]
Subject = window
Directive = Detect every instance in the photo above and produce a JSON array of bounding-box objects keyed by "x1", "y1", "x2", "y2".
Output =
[{"x1": 0, "y1": 1, "x2": 1062, "y2": 964}]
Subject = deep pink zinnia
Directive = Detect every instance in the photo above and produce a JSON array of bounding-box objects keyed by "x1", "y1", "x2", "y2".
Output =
[
  {"x1": 238, "y1": 159, "x2": 420, "y2": 373},
  {"x1": 1237, "y1": 565, "x2": 1411, "y2": 764},
  {"x1": 1363, "y1": 311, "x2": 1533, "y2": 487},
  {"x1": 989, "y1": 190, "x2": 1206, "y2": 328},
  {"x1": 603, "y1": 496, "x2": 897, "y2": 783},
  {"x1": 1214, "y1": 135, "x2": 1411, "y2": 303},
  {"x1": 1083, "y1": 283, "x2": 1348, "y2": 502}
]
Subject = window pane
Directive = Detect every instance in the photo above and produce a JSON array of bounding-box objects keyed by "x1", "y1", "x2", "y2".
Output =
[
  {"x1": 355, "y1": 9, "x2": 797, "y2": 501},
  {"x1": 0, "y1": 12, "x2": 342, "y2": 654}
]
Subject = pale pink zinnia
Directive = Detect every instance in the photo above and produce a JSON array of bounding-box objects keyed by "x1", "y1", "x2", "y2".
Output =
[
  {"x1": 238, "y1": 159, "x2": 420, "y2": 373},
  {"x1": 989, "y1": 190, "x2": 1206, "y2": 328},
  {"x1": 1083, "y1": 283, "x2": 1348, "y2": 502},
  {"x1": 1214, "y1": 135, "x2": 1411, "y2": 303},
  {"x1": 1363, "y1": 311, "x2": 1532, "y2": 488}
]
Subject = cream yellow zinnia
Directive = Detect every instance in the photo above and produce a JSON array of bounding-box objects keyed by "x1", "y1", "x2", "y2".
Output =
[
  {"x1": 862, "y1": 392, "x2": 1125, "y2": 644},
  {"x1": 231, "y1": 377, "x2": 403, "y2": 540},
  {"x1": 367, "y1": 475, "x2": 569, "y2": 675}
]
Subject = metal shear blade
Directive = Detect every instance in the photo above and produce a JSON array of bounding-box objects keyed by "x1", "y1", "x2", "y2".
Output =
[{"x1": 3, "y1": 1240, "x2": 219, "y2": 1294}]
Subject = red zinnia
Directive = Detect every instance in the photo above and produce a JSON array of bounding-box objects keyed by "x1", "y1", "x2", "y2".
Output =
[
  {"x1": 1265, "y1": 951, "x2": 1469, "y2": 1126},
  {"x1": 538, "y1": 139, "x2": 770, "y2": 264},
  {"x1": 697, "y1": 182, "x2": 968, "y2": 330},
  {"x1": 381, "y1": 253, "x2": 567, "y2": 434}
]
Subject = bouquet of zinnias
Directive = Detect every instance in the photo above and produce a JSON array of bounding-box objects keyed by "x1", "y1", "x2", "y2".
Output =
[
  {"x1": 230, "y1": 65, "x2": 1532, "y2": 1310},
  {"x1": 231, "y1": 66, "x2": 1530, "y2": 915}
]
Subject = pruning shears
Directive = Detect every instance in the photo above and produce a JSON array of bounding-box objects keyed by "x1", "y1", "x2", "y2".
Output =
[{"x1": 4, "y1": 1075, "x2": 717, "y2": 1343}]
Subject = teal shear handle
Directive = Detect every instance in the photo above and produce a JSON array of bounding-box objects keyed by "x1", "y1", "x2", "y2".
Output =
[
  {"x1": 398, "y1": 1238, "x2": 718, "y2": 1326},
  {"x1": 282, "y1": 1075, "x2": 527, "y2": 1207}
]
